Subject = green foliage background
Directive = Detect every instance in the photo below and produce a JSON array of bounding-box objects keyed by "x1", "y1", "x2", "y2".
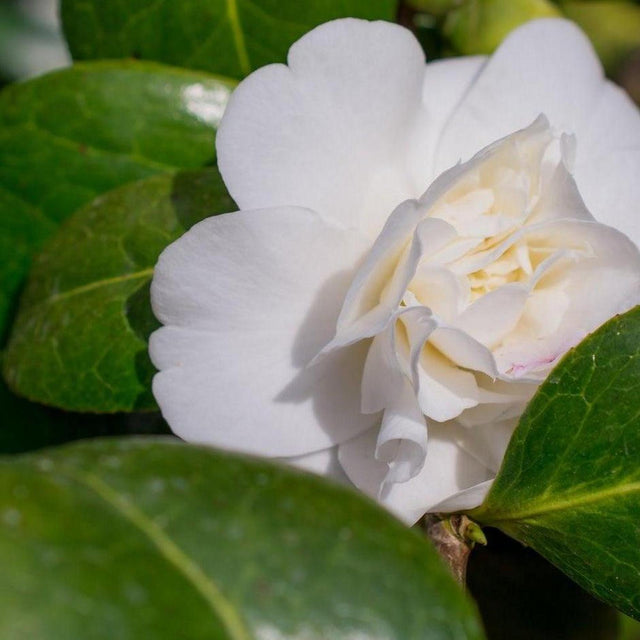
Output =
[{"x1": 1, "y1": 1, "x2": 640, "y2": 638}]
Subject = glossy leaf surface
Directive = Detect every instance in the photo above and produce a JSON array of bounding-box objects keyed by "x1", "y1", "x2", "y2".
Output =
[
  {"x1": 473, "y1": 307, "x2": 640, "y2": 620},
  {"x1": 61, "y1": 0, "x2": 397, "y2": 78},
  {"x1": 0, "y1": 61, "x2": 233, "y2": 338},
  {"x1": 0, "y1": 438, "x2": 485, "y2": 640},
  {"x1": 3, "y1": 169, "x2": 234, "y2": 412}
]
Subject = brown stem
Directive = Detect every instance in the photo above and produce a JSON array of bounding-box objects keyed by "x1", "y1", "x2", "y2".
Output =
[{"x1": 421, "y1": 514, "x2": 487, "y2": 585}]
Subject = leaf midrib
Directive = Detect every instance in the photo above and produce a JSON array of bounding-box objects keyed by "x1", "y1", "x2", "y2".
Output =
[
  {"x1": 227, "y1": 0, "x2": 251, "y2": 76},
  {"x1": 62, "y1": 467, "x2": 251, "y2": 640},
  {"x1": 11, "y1": 121, "x2": 179, "y2": 173},
  {"x1": 481, "y1": 479, "x2": 640, "y2": 525},
  {"x1": 32, "y1": 269, "x2": 154, "y2": 308}
]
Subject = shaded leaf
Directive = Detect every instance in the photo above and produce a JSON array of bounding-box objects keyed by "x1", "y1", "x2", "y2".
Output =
[
  {"x1": 467, "y1": 528, "x2": 618, "y2": 640},
  {"x1": 3, "y1": 169, "x2": 235, "y2": 412},
  {"x1": 60, "y1": 0, "x2": 397, "y2": 78},
  {"x1": 472, "y1": 307, "x2": 640, "y2": 620},
  {"x1": 0, "y1": 60, "x2": 234, "y2": 339},
  {"x1": 0, "y1": 368, "x2": 171, "y2": 455},
  {"x1": 0, "y1": 437, "x2": 485, "y2": 640}
]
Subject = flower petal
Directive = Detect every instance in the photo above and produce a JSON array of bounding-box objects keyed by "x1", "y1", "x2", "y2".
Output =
[
  {"x1": 216, "y1": 19, "x2": 429, "y2": 235},
  {"x1": 150, "y1": 206, "x2": 376, "y2": 456},
  {"x1": 324, "y1": 205, "x2": 455, "y2": 353},
  {"x1": 435, "y1": 19, "x2": 604, "y2": 171},
  {"x1": 280, "y1": 446, "x2": 350, "y2": 484},
  {"x1": 495, "y1": 220, "x2": 640, "y2": 375},
  {"x1": 410, "y1": 55, "x2": 487, "y2": 185},
  {"x1": 429, "y1": 327, "x2": 498, "y2": 378},
  {"x1": 361, "y1": 326, "x2": 407, "y2": 415},
  {"x1": 434, "y1": 19, "x2": 640, "y2": 241},
  {"x1": 572, "y1": 84, "x2": 640, "y2": 246},
  {"x1": 446, "y1": 418, "x2": 518, "y2": 473},
  {"x1": 339, "y1": 424, "x2": 492, "y2": 524},
  {"x1": 431, "y1": 480, "x2": 493, "y2": 513},
  {"x1": 415, "y1": 345, "x2": 480, "y2": 422},
  {"x1": 375, "y1": 380, "x2": 428, "y2": 485}
]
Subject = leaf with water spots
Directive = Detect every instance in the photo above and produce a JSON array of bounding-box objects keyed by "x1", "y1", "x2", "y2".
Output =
[
  {"x1": 472, "y1": 306, "x2": 640, "y2": 620},
  {"x1": 60, "y1": 0, "x2": 397, "y2": 79},
  {"x1": 3, "y1": 169, "x2": 235, "y2": 412},
  {"x1": 0, "y1": 438, "x2": 485, "y2": 639}
]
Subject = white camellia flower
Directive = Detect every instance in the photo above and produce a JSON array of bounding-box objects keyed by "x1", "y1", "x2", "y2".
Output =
[{"x1": 150, "y1": 18, "x2": 640, "y2": 524}]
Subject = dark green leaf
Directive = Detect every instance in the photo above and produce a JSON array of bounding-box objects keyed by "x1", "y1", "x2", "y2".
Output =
[
  {"x1": 0, "y1": 364, "x2": 171, "y2": 455},
  {"x1": 3, "y1": 169, "x2": 235, "y2": 412},
  {"x1": 0, "y1": 438, "x2": 485, "y2": 640},
  {"x1": 0, "y1": 60, "x2": 234, "y2": 340},
  {"x1": 60, "y1": 0, "x2": 397, "y2": 79},
  {"x1": 472, "y1": 307, "x2": 640, "y2": 620}
]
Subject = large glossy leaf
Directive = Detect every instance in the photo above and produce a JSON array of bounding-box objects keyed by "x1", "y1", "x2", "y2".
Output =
[
  {"x1": 3, "y1": 169, "x2": 234, "y2": 412},
  {"x1": 60, "y1": 0, "x2": 397, "y2": 79},
  {"x1": 0, "y1": 438, "x2": 485, "y2": 640},
  {"x1": 0, "y1": 60, "x2": 234, "y2": 340},
  {"x1": 472, "y1": 307, "x2": 640, "y2": 620}
]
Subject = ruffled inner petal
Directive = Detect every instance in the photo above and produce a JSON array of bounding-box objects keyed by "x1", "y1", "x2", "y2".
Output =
[
  {"x1": 375, "y1": 381, "x2": 428, "y2": 486},
  {"x1": 339, "y1": 424, "x2": 492, "y2": 524}
]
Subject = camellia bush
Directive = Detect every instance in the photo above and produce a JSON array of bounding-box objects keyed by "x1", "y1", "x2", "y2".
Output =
[{"x1": 1, "y1": 1, "x2": 640, "y2": 638}]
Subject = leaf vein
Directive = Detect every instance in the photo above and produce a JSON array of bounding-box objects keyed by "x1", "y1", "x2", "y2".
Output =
[{"x1": 63, "y1": 469, "x2": 252, "y2": 640}]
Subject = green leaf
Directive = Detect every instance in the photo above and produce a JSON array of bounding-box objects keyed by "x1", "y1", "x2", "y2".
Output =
[
  {"x1": 60, "y1": 0, "x2": 397, "y2": 79},
  {"x1": 0, "y1": 60, "x2": 234, "y2": 340},
  {"x1": 3, "y1": 169, "x2": 235, "y2": 412},
  {"x1": 0, "y1": 438, "x2": 485, "y2": 640},
  {"x1": 0, "y1": 361, "x2": 171, "y2": 455},
  {"x1": 472, "y1": 306, "x2": 640, "y2": 620}
]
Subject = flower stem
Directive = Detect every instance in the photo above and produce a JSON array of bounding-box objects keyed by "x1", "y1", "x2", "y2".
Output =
[{"x1": 420, "y1": 514, "x2": 487, "y2": 585}]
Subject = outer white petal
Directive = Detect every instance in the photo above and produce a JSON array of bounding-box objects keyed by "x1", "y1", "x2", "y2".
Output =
[
  {"x1": 446, "y1": 419, "x2": 519, "y2": 474},
  {"x1": 150, "y1": 206, "x2": 376, "y2": 457},
  {"x1": 573, "y1": 83, "x2": 640, "y2": 246},
  {"x1": 339, "y1": 425, "x2": 492, "y2": 524},
  {"x1": 410, "y1": 55, "x2": 487, "y2": 186},
  {"x1": 435, "y1": 19, "x2": 640, "y2": 243},
  {"x1": 280, "y1": 447, "x2": 350, "y2": 484},
  {"x1": 435, "y1": 20, "x2": 603, "y2": 170},
  {"x1": 217, "y1": 19, "x2": 429, "y2": 236},
  {"x1": 431, "y1": 480, "x2": 493, "y2": 513}
]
